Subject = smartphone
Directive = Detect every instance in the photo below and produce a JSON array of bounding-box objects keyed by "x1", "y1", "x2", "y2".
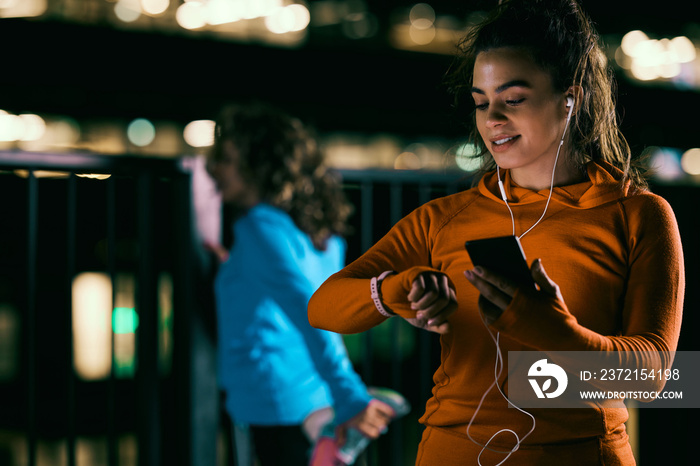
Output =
[{"x1": 464, "y1": 235, "x2": 536, "y2": 289}]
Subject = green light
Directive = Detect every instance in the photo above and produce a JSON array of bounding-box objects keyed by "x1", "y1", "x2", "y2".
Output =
[{"x1": 112, "y1": 307, "x2": 139, "y2": 334}]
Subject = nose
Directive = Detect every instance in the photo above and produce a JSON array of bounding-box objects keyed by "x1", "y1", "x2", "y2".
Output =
[{"x1": 485, "y1": 104, "x2": 507, "y2": 129}]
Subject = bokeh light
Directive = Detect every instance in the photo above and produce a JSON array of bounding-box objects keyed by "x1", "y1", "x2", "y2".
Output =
[
  {"x1": 0, "y1": 0, "x2": 47, "y2": 18},
  {"x1": 127, "y1": 118, "x2": 156, "y2": 147},
  {"x1": 114, "y1": 0, "x2": 141, "y2": 23},
  {"x1": 648, "y1": 147, "x2": 684, "y2": 181},
  {"x1": 670, "y1": 36, "x2": 696, "y2": 63},
  {"x1": 19, "y1": 114, "x2": 46, "y2": 141},
  {"x1": 618, "y1": 30, "x2": 698, "y2": 81},
  {"x1": 409, "y1": 3, "x2": 435, "y2": 29},
  {"x1": 408, "y1": 2, "x2": 435, "y2": 44},
  {"x1": 0, "y1": 110, "x2": 23, "y2": 142},
  {"x1": 176, "y1": 1, "x2": 206, "y2": 29},
  {"x1": 72, "y1": 273, "x2": 113, "y2": 381},
  {"x1": 205, "y1": 0, "x2": 244, "y2": 25},
  {"x1": 454, "y1": 143, "x2": 481, "y2": 172},
  {"x1": 681, "y1": 148, "x2": 700, "y2": 176},
  {"x1": 142, "y1": 0, "x2": 169, "y2": 16},
  {"x1": 184, "y1": 119, "x2": 215, "y2": 147},
  {"x1": 265, "y1": 3, "x2": 310, "y2": 34},
  {"x1": 621, "y1": 30, "x2": 649, "y2": 57},
  {"x1": 394, "y1": 151, "x2": 422, "y2": 170},
  {"x1": 0, "y1": 0, "x2": 21, "y2": 9}
]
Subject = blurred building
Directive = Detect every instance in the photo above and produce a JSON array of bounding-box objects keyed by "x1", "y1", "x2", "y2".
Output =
[
  {"x1": 1, "y1": 0, "x2": 699, "y2": 179},
  {"x1": 1, "y1": 1, "x2": 699, "y2": 465}
]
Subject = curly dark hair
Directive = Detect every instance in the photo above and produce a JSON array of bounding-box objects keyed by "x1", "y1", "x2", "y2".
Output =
[
  {"x1": 211, "y1": 102, "x2": 353, "y2": 250},
  {"x1": 445, "y1": 0, "x2": 648, "y2": 189}
]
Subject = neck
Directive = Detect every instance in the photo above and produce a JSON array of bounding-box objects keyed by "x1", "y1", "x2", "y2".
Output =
[
  {"x1": 510, "y1": 164, "x2": 583, "y2": 191},
  {"x1": 509, "y1": 150, "x2": 584, "y2": 191}
]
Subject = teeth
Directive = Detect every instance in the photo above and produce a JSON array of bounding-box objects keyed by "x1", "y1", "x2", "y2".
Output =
[{"x1": 494, "y1": 137, "x2": 514, "y2": 145}]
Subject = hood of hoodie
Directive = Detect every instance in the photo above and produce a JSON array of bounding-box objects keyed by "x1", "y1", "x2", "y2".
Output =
[{"x1": 478, "y1": 160, "x2": 631, "y2": 210}]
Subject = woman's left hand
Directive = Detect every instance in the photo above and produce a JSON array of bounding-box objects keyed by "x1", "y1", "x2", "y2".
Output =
[{"x1": 464, "y1": 258, "x2": 562, "y2": 323}]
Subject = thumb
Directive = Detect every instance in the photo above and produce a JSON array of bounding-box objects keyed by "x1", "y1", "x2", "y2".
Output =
[{"x1": 531, "y1": 259, "x2": 558, "y2": 296}]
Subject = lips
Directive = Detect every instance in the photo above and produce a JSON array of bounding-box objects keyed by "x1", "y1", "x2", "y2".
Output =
[{"x1": 489, "y1": 134, "x2": 519, "y2": 152}]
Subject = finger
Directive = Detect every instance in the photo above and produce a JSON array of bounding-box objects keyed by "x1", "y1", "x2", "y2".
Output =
[
  {"x1": 370, "y1": 400, "x2": 396, "y2": 419},
  {"x1": 404, "y1": 314, "x2": 452, "y2": 334},
  {"x1": 352, "y1": 418, "x2": 383, "y2": 439},
  {"x1": 419, "y1": 306, "x2": 448, "y2": 328},
  {"x1": 425, "y1": 294, "x2": 458, "y2": 328},
  {"x1": 411, "y1": 273, "x2": 439, "y2": 304},
  {"x1": 425, "y1": 320, "x2": 452, "y2": 334},
  {"x1": 411, "y1": 273, "x2": 451, "y2": 311},
  {"x1": 472, "y1": 266, "x2": 517, "y2": 297},
  {"x1": 531, "y1": 259, "x2": 559, "y2": 296},
  {"x1": 363, "y1": 426, "x2": 383, "y2": 439},
  {"x1": 465, "y1": 270, "x2": 512, "y2": 310},
  {"x1": 407, "y1": 274, "x2": 426, "y2": 302},
  {"x1": 411, "y1": 287, "x2": 441, "y2": 310},
  {"x1": 419, "y1": 291, "x2": 457, "y2": 322}
]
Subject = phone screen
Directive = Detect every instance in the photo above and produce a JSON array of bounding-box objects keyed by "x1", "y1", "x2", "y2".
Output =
[{"x1": 464, "y1": 236, "x2": 536, "y2": 289}]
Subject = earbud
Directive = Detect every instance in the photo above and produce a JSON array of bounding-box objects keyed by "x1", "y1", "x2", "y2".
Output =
[{"x1": 564, "y1": 95, "x2": 574, "y2": 125}]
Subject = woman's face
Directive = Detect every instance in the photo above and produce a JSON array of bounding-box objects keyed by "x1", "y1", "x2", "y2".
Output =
[
  {"x1": 471, "y1": 47, "x2": 571, "y2": 187},
  {"x1": 207, "y1": 140, "x2": 259, "y2": 207}
]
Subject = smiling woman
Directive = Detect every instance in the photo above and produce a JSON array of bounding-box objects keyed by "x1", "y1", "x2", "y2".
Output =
[
  {"x1": 447, "y1": 0, "x2": 645, "y2": 192},
  {"x1": 470, "y1": 48, "x2": 577, "y2": 190},
  {"x1": 308, "y1": 1, "x2": 685, "y2": 465}
]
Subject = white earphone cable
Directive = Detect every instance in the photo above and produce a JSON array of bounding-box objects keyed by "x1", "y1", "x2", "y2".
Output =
[
  {"x1": 466, "y1": 319, "x2": 536, "y2": 466},
  {"x1": 498, "y1": 99, "x2": 574, "y2": 239},
  {"x1": 468, "y1": 97, "x2": 575, "y2": 464}
]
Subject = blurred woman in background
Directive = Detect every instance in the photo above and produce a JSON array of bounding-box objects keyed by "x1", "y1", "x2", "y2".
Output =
[{"x1": 206, "y1": 102, "x2": 394, "y2": 466}]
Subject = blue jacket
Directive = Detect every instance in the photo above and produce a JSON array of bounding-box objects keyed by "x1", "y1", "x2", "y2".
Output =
[{"x1": 215, "y1": 204, "x2": 371, "y2": 426}]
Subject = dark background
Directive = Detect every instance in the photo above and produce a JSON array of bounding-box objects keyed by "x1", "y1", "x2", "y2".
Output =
[
  {"x1": 1, "y1": 0, "x2": 699, "y2": 151},
  {"x1": 1, "y1": 1, "x2": 698, "y2": 464}
]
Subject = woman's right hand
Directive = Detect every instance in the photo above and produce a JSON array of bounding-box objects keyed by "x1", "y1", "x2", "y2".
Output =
[
  {"x1": 404, "y1": 272, "x2": 457, "y2": 334},
  {"x1": 340, "y1": 399, "x2": 395, "y2": 441}
]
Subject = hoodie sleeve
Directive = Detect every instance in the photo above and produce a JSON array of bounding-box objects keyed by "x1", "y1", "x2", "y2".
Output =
[
  {"x1": 492, "y1": 193, "x2": 684, "y2": 392},
  {"x1": 309, "y1": 202, "x2": 449, "y2": 334}
]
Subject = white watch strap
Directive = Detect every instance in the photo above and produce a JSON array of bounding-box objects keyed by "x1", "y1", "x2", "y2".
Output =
[{"x1": 370, "y1": 270, "x2": 396, "y2": 317}]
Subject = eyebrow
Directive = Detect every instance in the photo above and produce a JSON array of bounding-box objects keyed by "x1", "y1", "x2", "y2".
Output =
[{"x1": 471, "y1": 79, "x2": 532, "y2": 95}]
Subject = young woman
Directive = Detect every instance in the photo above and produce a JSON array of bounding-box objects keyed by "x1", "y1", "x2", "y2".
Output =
[
  {"x1": 206, "y1": 103, "x2": 394, "y2": 466},
  {"x1": 308, "y1": 0, "x2": 684, "y2": 464}
]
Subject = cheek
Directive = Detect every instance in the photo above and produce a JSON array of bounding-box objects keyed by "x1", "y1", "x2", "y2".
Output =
[
  {"x1": 531, "y1": 119, "x2": 561, "y2": 144},
  {"x1": 474, "y1": 114, "x2": 488, "y2": 137}
]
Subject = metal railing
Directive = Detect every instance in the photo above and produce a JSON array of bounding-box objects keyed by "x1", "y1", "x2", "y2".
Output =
[
  {"x1": 0, "y1": 150, "x2": 471, "y2": 466},
  {"x1": 336, "y1": 168, "x2": 471, "y2": 466},
  {"x1": 3, "y1": 149, "x2": 695, "y2": 465},
  {"x1": 0, "y1": 150, "x2": 218, "y2": 466}
]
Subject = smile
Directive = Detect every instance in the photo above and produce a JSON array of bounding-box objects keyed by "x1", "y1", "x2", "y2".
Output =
[
  {"x1": 494, "y1": 137, "x2": 515, "y2": 145},
  {"x1": 489, "y1": 135, "x2": 519, "y2": 152}
]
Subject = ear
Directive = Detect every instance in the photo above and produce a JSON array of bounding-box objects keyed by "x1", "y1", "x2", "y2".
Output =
[{"x1": 564, "y1": 85, "x2": 584, "y2": 114}]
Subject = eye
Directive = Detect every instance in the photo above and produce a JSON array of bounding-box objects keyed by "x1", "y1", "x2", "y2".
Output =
[
  {"x1": 505, "y1": 98, "x2": 525, "y2": 106},
  {"x1": 474, "y1": 102, "x2": 488, "y2": 111}
]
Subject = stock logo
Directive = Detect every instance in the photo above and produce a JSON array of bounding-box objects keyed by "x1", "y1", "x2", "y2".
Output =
[{"x1": 528, "y1": 359, "x2": 568, "y2": 399}]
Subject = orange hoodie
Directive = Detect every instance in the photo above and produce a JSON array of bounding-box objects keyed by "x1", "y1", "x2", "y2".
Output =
[{"x1": 308, "y1": 161, "x2": 684, "y2": 464}]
